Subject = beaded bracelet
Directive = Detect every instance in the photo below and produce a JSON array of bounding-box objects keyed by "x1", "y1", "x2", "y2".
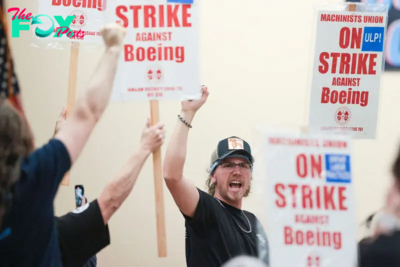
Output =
[{"x1": 178, "y1": 114, "x2": 192, "y2": 128}]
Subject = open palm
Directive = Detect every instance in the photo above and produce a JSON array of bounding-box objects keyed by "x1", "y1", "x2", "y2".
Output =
[{"x1": 181, "y1": 86, "x2": 209, "y2": 113}]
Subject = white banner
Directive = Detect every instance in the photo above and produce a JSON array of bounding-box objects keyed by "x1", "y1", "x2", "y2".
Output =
[
  {"x1": 308, "y1": 11, "x2": 387, "y2": 139},
  {"x1": 265, "y1": 132, "x2": 357, "y2": 267},
  {"x1": 104, "y1": 0, "x2": 200, "y2": 101},
  {"x1": 36, "y1": 0, "x2": 105, "y2": 43}
]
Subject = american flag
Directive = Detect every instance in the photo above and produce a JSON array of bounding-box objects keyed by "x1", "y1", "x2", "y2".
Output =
[
  {"x1": 0, "y1": 1, "x2": 24, "y2": 115},
  {"x1": 0, "y1": 1, "x2": 33, "y2": 149}
]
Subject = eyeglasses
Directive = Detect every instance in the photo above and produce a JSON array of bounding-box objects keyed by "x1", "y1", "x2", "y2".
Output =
[{"x1": 219, "y1": 162, "x2": 252, "y2": 172}]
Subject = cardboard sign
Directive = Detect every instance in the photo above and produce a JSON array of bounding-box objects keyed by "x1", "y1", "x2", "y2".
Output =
[
  {"x1": 265, "y1": 132, "x2": 357, "y2": 267},
  {"x1": 308, "y1": 11, "x2": 387, "y2": 139},
  {"x1": 105, "y1": 0, "x2": 200, "y2": 101},
  {"x1": 37, "y1": 0, "x2": 105, "y2": 43}
]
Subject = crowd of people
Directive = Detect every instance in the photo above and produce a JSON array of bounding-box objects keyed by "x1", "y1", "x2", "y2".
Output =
[{"x1": 1, "y1": 3, "x2": 400, "y2": 267}]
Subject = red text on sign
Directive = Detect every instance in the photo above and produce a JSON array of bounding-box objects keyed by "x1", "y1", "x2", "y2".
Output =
[
  {"x1": 275, "y1": 184, "x2": 347, "y2": 210},
  {"x1": 320, "y1": 14, "x2": 383, "y2": 24},
  {"x1": 52, "y1": 0, "x2": 104, "y2": 11},
  {"x1": 124, "y1": 44, "x2": 184, "y2": 63},
  {"x1": 364, "y1": 16, "x2": 384, "y2": 23},
  {"x1": 295, "y1": 214, "x2": 329, "y2": 225},
  {"x1": 322, "y1": 140, "x2": 347, "y2": 148},
  {"x1": 321, "y1": 14, "x2": 362, "y2": 23},
  {"x1": 332, "y1": 77, "x2": 360, "y2": 87},
  {"x1": 339, "y1": 27, "x2": 362, "y2": 49},
  {"x1": 319, "y1": 52, "x2": 377, "y2": 75},
  {"x1": 136, "y1": 32, "x2": 173, "y2": 42},
  {"x1": 296, "y1": 154, "x2": 322, "y2": 179},
  {"x1": 116, "y1": 5, "x2": 192, "y2": 28},
  {"x1": 321, "y1": 87, "x2": 368, "y2": 107},
  {"x1": 284, "y1": 226, "x2": 342, "y2": 250}
]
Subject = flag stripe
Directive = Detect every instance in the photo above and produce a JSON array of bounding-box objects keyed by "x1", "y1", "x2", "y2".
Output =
[{"x1": 0, "y1": 2, "x2": 23, "y2": 114}]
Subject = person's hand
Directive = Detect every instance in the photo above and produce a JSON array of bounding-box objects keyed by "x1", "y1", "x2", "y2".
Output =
[
  {"x1": 140, "y1": 119, "x2": 165, "y2": 153},
  {"x1": 181, "y1": 85, "x2": 209, "y2": 115},
  {"x1": 384, "y1": 181, "x2": 400, "y2": 218},
  {"x1": 101, "y1": 23, "x2": 126, "y2": 49},
  {"x1": 54, "y1": 107, "x2": 67, "y2": 136}
]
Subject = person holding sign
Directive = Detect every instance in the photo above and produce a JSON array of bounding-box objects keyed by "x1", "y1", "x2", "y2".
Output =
[
  {"x1": 163, "y1": 86, "x2": 269, "y2": 267},
  {"x1": 0, "y1": 23, "x2": 126, "y2": 266},
  {"x1": 52, "y1": 108, "x2": 165, "y2": 267}
]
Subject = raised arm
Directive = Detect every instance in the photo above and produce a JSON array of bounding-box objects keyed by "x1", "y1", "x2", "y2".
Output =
[
  {"x1": 97, "y1": 119, "x2": 165, "y2": 224},
  {"x1": 54, "y1": 23, "x2": 126, "y2": 164},
  {"x1": 163, "y1": 86, "x2": 209, "y2": 218}
]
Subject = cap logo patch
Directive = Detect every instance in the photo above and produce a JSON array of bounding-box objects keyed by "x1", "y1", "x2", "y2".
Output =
[{"x1": 228, "y1": 138, "x2": 244, "y2": 150}]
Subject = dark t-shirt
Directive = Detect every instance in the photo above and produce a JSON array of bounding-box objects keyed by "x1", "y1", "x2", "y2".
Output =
[
  {"x1": 0, "y1": 139, "x2": 71, "y2": 266},
  {"x1": 184, "y1": 188, "x2": 270, "y2": 267},
  {"x1": 56, "y1": 199, "x2": 110, "y2": 267},
  {"x1": 358, "y1": 231, "x2": 400, "y2": 267}
]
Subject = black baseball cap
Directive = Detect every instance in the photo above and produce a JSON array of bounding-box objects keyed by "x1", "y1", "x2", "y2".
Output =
[{"x1": 209, "y1": 136, "x2": 254, "y2": 174}]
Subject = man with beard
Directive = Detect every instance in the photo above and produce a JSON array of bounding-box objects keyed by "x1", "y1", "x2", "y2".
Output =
[{"x1": 163, "y1": 86, "x2": 269, "y2": 267}]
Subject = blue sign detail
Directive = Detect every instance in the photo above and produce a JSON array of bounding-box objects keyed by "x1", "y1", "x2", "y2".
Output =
[
  {"x1": 325, "y1": 154, "x2": 351, "y2": 183},
  {"x1": 167, "y1": 0, "x2": 193, "y2": 3},
  {"x1": 362, "y1": 27, "x2": 385, "y2": 52}
]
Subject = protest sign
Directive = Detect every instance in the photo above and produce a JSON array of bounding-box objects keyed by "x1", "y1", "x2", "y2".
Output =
[
  {"x1": 265, "y1": 132, "x2": 357, "y2": 267},
  {"x1": 35, "y1": 0, "x2": 105, "y2": 43},
  {"x1": 105, "y1": 0, "x2": 200, "y2": 101},
  {"x1": 103, "y1": 0, "x2": 200, "y2": 257},
  {"x1": 308, "y1": 9, "x2": 388, "y2": 139}
]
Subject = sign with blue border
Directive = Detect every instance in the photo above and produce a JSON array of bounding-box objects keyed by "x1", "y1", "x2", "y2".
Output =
[{"x1": 325, "y1": 154, "x2": 351, "y2": 183}]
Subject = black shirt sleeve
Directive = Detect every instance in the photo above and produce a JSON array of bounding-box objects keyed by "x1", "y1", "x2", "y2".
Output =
[
  {"x1": 182, "y1": 188, "x2": 218, "y2": 232},
  {"x1": 21, "y1": 139, "x2": 71, "y2": 197},
  {"x1": 56, "y1": 199, "x2": 110, "y2": 267}
]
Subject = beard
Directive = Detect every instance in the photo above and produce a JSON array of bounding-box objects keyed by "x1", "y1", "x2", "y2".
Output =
[{"x1": 214, "y1": 179, "x2": 251, "y2": 203}]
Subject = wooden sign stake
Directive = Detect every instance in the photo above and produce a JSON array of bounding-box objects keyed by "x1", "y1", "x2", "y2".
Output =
[
  {"x1": 61, "y1": 42, "x2": 80, "y2": 186},
  {"x1": 150, "y1": 100, "x2": 167, "y2": 257}
]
